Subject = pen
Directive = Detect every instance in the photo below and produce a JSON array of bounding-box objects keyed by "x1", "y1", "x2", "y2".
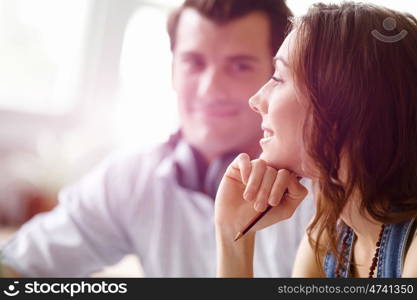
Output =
[
  {"x1": 233, "y1": 205, "x2": 273, "y2": 242},
  {"x1": 234, "y1": 188, "x2": 290, "y2": 242}
]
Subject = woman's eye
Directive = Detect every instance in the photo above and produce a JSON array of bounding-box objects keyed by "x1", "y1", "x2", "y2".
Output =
[{"x1": 271, "y1": 76, "x2": 284, "y2": 85}]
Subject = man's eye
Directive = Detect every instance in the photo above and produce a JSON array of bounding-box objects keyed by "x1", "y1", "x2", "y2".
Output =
[
  {"x1": 230, "y1": 62, "x2": 254, "y2": 73},
  {"x1": 237, "y1": 63, "x2": 253, "y2": 71},
  {"x1": 182, "y1": 58, "x2": 205, "y2": 71}
]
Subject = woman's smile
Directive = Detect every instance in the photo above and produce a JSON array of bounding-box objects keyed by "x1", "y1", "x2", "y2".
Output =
[{"x1": 260, "y1": 124, "x2": 274, "y2": 145}]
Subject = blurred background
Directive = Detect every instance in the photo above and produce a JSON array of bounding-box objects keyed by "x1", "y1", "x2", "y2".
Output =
[{"x1": 0, "y1": 0, "x2": 415, "y2": 275}]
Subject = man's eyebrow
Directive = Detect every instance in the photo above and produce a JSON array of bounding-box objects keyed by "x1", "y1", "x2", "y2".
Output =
[
  {"x1": 179, "y1": 51, "x2": 202, "y2": 58},
  {"x1": 227, "y1": 55, "x2": 260, "y2": 63},
  {"x1": 273, "y1": 56, "x2": 289, "y2": 68}
]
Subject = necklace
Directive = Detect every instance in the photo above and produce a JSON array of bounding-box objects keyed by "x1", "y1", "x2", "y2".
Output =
[
  {"x1": 336, "y1": 224, "x2": 386, "y2": 278},
  {"x1": 368, "y1": 224, "x2": 385, "y2": 278}
]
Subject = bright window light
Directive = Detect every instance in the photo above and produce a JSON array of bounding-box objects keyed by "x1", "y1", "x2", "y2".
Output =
[
  {"x1": 287, "y1": 0, "x2": 416, "y2": 16},
  {"x1": 113, "y1": 5, "x2": 178, "y2": 149},
  {"x1": 0, "y1": 0, "x2": 90, "y2": 114}
]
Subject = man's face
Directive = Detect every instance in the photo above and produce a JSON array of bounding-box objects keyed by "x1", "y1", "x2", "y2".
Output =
[{"x1": 172, "y1": 9, "x2": 273, "y2": 162}]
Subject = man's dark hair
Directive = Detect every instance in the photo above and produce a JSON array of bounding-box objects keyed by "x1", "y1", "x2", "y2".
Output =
[{"x1": 167, "y1": 0, "x2": 293, "y2": 55}]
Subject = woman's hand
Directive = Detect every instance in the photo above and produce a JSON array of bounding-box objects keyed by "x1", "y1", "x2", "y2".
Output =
[
  {"x1": 214, "y1": 153, "x2": 308, "y2": 277},
  {"x1": 214, "y1": 153, "x2": 308, "y2": 238}
]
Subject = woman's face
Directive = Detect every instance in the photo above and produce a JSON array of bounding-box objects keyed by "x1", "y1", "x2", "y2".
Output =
[{"x1": 249, "y1": 31, "x2": 310, "y2": 176}]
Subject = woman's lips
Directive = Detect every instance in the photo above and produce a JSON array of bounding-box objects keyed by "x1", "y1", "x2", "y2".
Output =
[
  {"x1": 260, "y1": 136, "x2": 273, "y2": 145},
  {"x1": 260, "y1": 126, "x2": 274, "y2": 145}
]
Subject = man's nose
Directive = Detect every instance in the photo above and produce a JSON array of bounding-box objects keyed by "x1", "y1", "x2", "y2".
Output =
[
  {"x1": 249, "y1": 84, "x2": 268, "y2": 114},
  {"x1": 197, "y1": 68, "x2": 228, "y2": 101}
]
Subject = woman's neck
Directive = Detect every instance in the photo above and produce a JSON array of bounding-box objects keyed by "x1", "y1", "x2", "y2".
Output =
[
  {"x1": 340, "y1": 195, "x2": 383, "y2": 249},
  {"x1": 337, "y1": 160, "x2": 383, "y2": 248},
  {"x1": 340, "y1": 195, "x2": 385, "y2": 277}
]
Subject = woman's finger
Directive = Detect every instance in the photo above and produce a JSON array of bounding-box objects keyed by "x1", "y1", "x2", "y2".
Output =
[
  {"x1": 236, "y1": 153, "x2": 251, "y2": 185},
  {"x1": 268, "y1": 169, "x2": 291, "y2": 206},
  {"x1": 253, "y1": 166, "x2": 278, "y2": 212},
  {"x1": 286, "y1": 174, "x2": 308, "y2": 201},
  {"x1": 243, "y1": 159, "x2": 267, "y2": 201},
  {"x1": 225, "y1": 153, "x2": 251, "y2": 184},
  {"x1": 278, "y1": 174, "x2": 308, "y2": 218}
]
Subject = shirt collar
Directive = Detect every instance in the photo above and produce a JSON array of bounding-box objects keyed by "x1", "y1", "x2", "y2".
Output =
[{"x1": 156, "y1": 132, "x2": 237, "y2": 199}]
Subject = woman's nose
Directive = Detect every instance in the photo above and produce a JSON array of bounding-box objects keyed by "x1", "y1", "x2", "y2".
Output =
[
  {"x1": 248, "y1": 95, "x2": 260, "y2": 113},
  {"x1": 249, "y1": 87, "x2": 267, "y2": 115}
]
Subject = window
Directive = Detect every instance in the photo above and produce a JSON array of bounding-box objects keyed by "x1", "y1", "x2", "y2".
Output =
[
  {"x1": 287, "y1": 0, "x2": 415, "y2": 16},
  {"x1": 113, "y1": 4, "x2": 179, "y2": 148},
  {"x1": 0, "y1": 0, "x2": 90, "y2": 114}
]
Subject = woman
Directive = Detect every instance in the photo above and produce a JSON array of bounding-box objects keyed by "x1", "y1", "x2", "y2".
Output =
[{"x1": 214, "y1": 2, "x2": 417, "y2": 277}]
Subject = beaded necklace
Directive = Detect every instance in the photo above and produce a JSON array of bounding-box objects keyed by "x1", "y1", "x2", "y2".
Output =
[{"x1": 336, "y1": 224, "x2": 385, "y2": 278}]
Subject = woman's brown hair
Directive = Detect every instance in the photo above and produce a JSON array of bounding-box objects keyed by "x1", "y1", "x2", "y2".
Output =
[{"x1": 290, "y1": 2, "x2": 417, "y2": 269}]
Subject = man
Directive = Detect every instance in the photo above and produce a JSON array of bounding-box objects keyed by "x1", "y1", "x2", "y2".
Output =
[{"x1": 1, "y1": 0, "x2": 314, "y2": 277}]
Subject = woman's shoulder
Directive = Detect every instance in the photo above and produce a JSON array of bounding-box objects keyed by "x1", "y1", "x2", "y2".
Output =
[{"x1": 292, "y1": 229, "x2": 328, "y2": 277}]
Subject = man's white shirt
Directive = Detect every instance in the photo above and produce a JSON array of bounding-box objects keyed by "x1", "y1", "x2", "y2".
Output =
[{"x1": 1, "y1": 136, "x2": 314, "y2": 277}]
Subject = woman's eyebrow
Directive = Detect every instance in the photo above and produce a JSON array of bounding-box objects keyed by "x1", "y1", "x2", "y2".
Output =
[{"x1": 273, "y1": 56, "x2": 289, "y2": 68}]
